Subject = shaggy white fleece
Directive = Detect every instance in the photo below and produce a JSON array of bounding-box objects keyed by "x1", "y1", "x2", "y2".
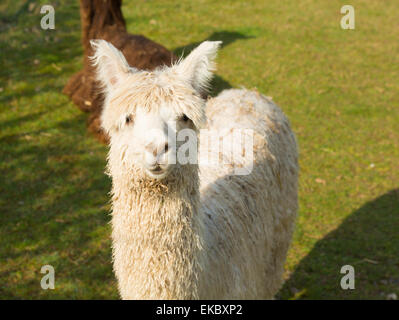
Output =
[{"x1": 91, "y1": 40, "x2": 298, "y2": 299}]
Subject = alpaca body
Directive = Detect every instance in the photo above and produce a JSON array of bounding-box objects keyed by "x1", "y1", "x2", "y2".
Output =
[
  {"x1": 109, "y1": 89, "x2": 298, "y2": 299},
  {"x1": 92, "y1": 40, "x2": 298, "y2": 299},
  {"x1": 198, "y1": 89, "x2": 298, "y2": 299}
]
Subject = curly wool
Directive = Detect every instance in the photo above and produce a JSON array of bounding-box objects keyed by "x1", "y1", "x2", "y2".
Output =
[{"x1": 198, "y1": 89, "x2": 298, "y2": 299}]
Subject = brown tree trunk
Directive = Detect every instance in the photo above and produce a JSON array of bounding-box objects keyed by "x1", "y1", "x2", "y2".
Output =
[{"x1": 63, "y1": 0, "x2": 175, "y2": 143}]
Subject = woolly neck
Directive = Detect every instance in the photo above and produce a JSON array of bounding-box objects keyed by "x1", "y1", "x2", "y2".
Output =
[{"x1": 110, "y1": 164, "x2": 203, "y2": 299}]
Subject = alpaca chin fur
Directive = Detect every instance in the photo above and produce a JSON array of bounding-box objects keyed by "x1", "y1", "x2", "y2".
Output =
[{"x1": 94, "y1": 40, "x2": 298, "y2": 299}]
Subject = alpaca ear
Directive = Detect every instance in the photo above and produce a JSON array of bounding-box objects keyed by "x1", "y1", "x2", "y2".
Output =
[
  {"x1": 174, "y1": 41, "x2": 222, "y2": 94},
  {"x1": 90, "y1": 40, "x2": 131, "y2": 91}
]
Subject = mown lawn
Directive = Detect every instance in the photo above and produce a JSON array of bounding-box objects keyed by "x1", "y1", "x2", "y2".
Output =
[{"x1": 0, "y1": 0, "x2": 398, "y2": 299}]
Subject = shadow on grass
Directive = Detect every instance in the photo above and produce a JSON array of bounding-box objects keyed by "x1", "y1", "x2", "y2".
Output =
[
  {"x1": 173, "y1": 31, "x2": 254, "y2": 96},
  {"x1": 173, "y1": 30, "x2": 254, "y2": 57},
  {"x1": 278, "y1": 189, "x2": 399, "y2": 299},
  {"x1": 0, "y1": 112, "x2": 117, "y2": 299},
  {"x1": 0, "y1": 0, "x2": 118, "y2": 297}
]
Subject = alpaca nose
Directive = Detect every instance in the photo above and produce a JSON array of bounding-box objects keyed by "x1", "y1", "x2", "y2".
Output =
[{"x1": 145, "y1": 142, "x2": 169, "y2": 157}]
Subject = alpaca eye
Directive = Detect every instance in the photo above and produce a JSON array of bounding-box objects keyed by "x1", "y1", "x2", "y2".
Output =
[
  {"x1": 180, "y1": 114, "x2": 190, "y2": 122},
  {"x1": 125, "y1": 115, "x2": 133, "y2": 125}
]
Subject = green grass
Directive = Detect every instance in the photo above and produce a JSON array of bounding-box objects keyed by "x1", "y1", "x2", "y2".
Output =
[{"x1": 1, "y1": 0, "x2": 398, "y2": 299}]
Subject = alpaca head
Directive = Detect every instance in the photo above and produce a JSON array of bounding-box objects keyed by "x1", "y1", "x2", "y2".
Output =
[{"x1": 91, "y1": 40, "x2": 221, "y2": 180}]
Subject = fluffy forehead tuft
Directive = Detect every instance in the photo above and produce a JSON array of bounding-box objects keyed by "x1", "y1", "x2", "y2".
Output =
[
  {"x1": 92, "y1": 39, "x2": 221, "y2": 134},
  {"x1": 101, "y1": 70, "x2": 206, "y2": 133}
]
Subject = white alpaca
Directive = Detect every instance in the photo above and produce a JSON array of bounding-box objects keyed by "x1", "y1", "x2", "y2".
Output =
[{"x1": 91, "y1": 40, "x2": 298, "y2": 299}]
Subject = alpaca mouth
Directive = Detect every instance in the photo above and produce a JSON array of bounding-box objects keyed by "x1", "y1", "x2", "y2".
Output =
[
  {"x1": 150, "y1": 165, "x2": 163, "y2": 173},
  {"x1": 146, "y1": 165, "x2": 169, "y2": 179}
]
